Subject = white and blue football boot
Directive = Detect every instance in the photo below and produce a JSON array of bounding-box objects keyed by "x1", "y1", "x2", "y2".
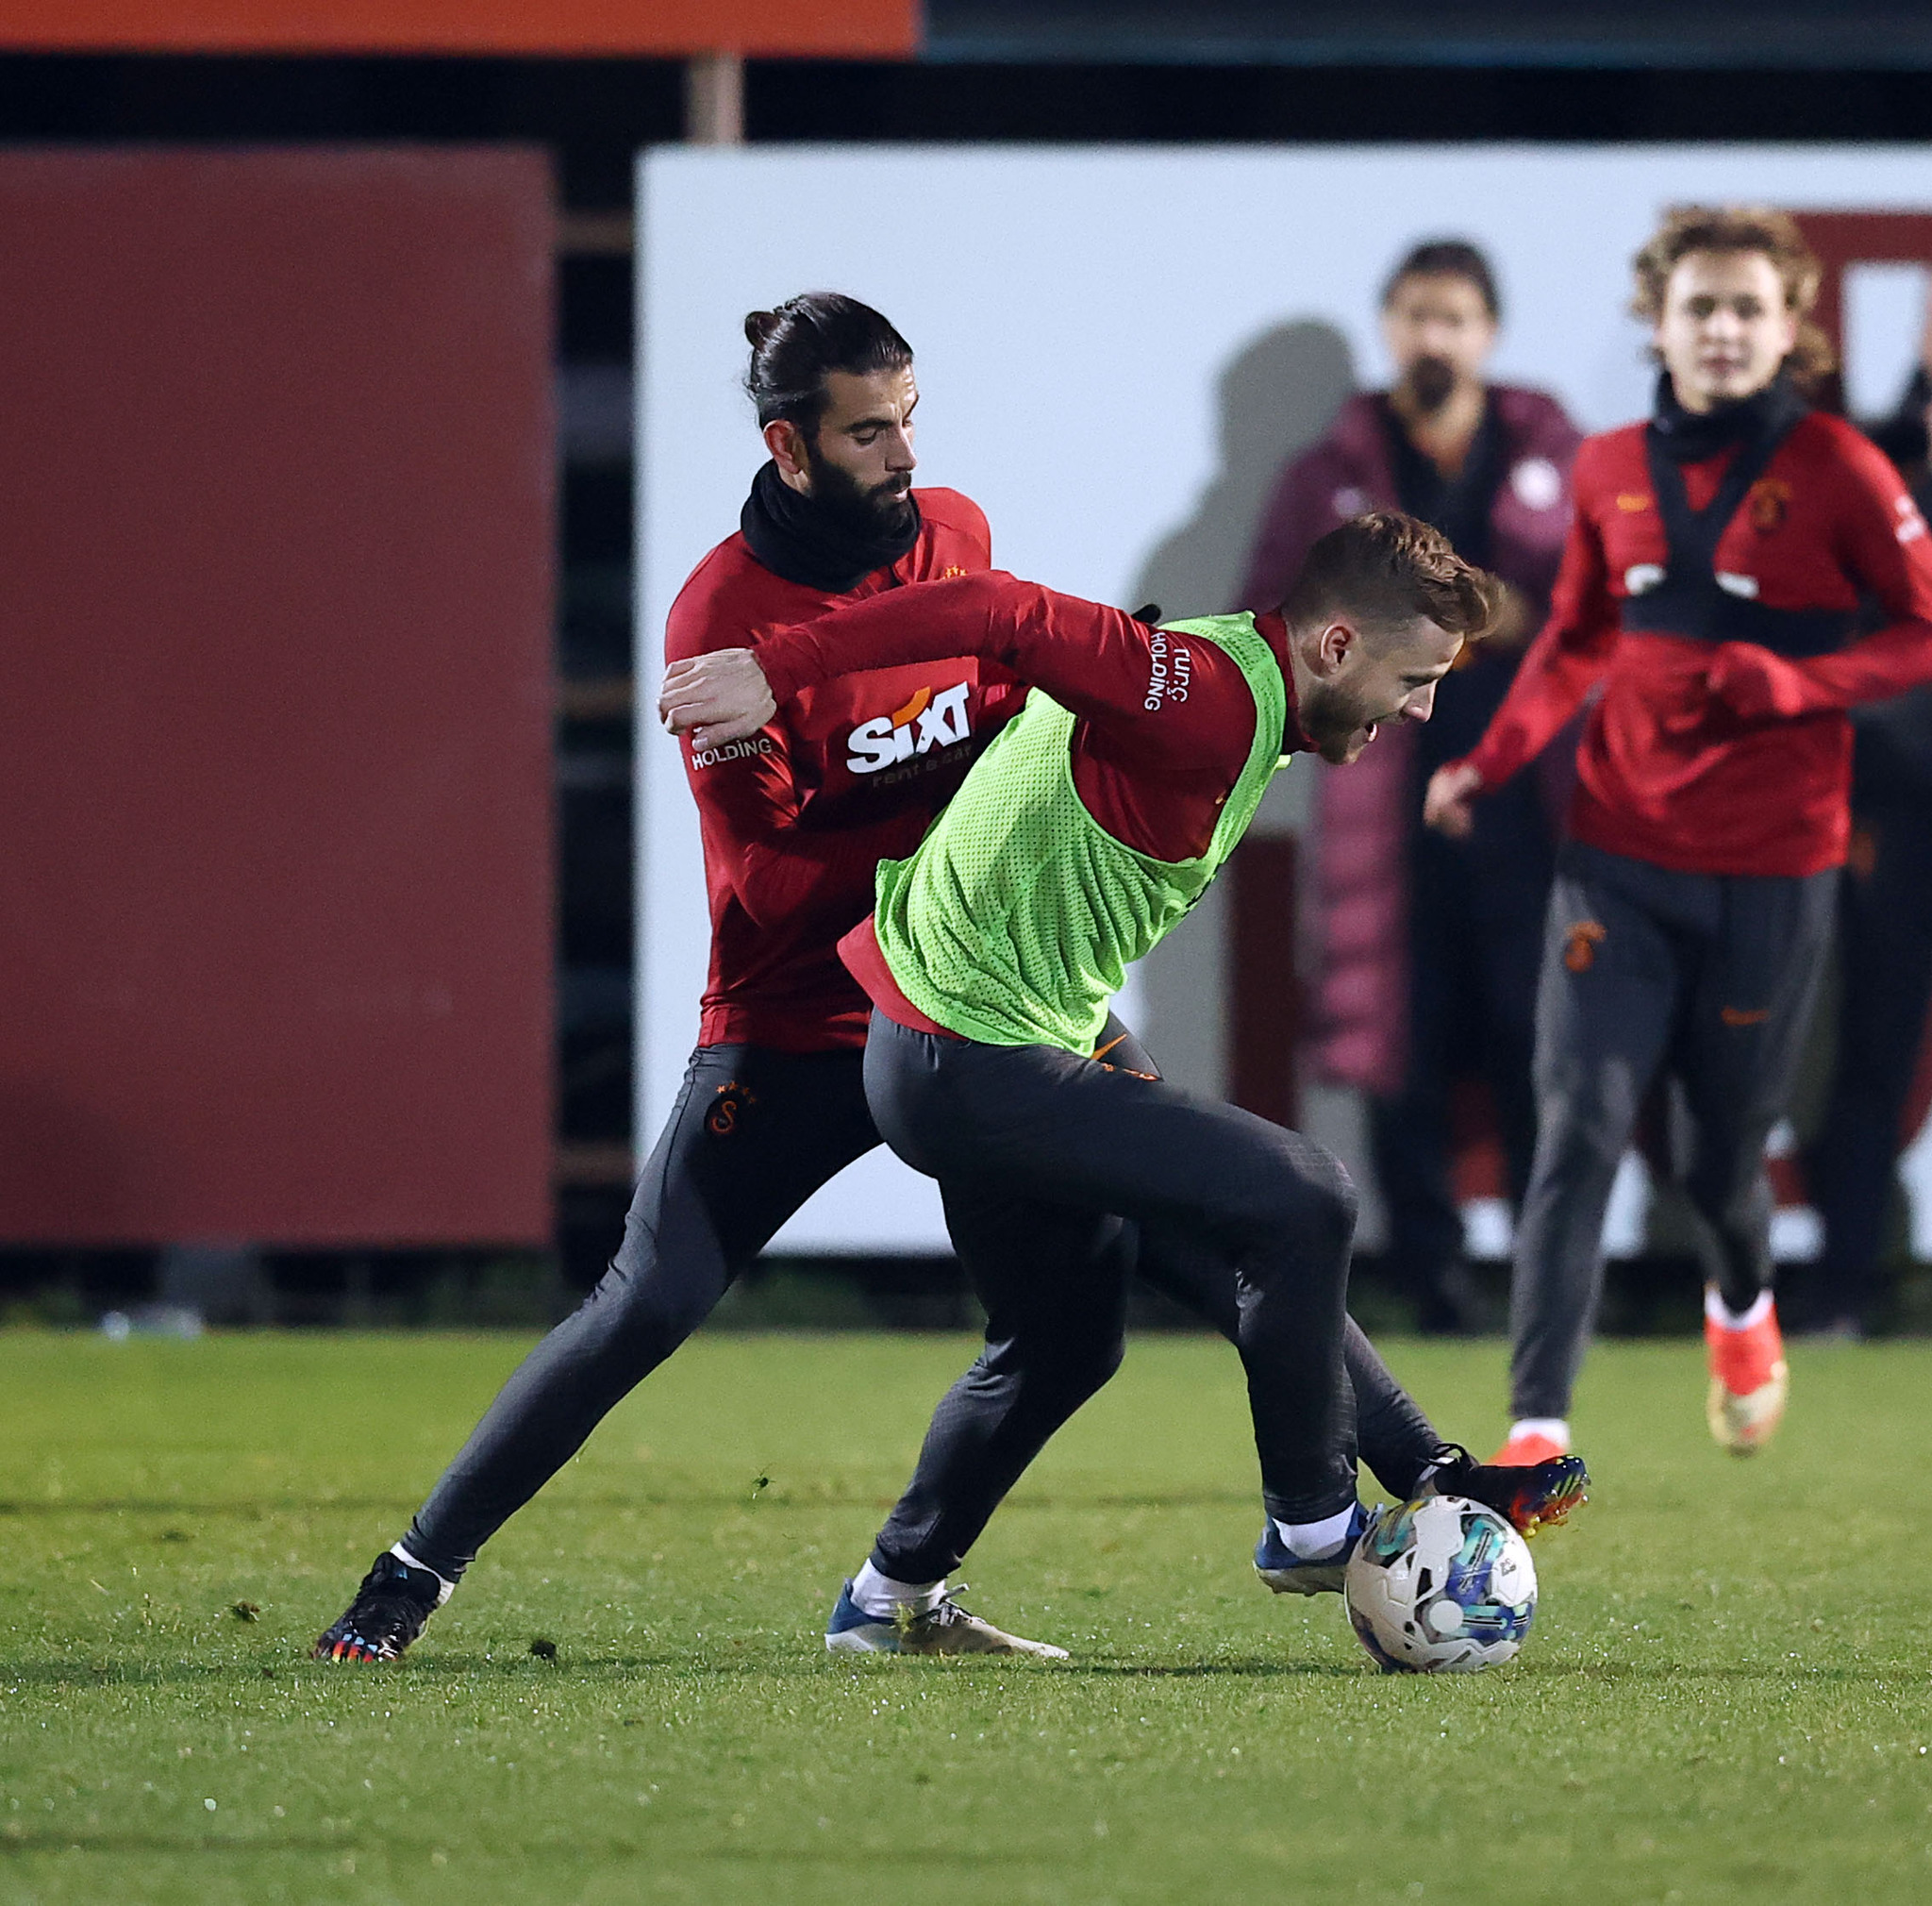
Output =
[
  {"x1": 1254, "y1": 1502, "x2": 1379, "y2": 1597},
  {"x1": 824, "y1": 1580, "x2": 1069, "y2": 1658}
]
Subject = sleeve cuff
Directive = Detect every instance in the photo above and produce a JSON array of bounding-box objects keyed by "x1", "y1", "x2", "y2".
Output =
[{"x1": 756, "y1": 636, "x2": 820, "y2": 705}]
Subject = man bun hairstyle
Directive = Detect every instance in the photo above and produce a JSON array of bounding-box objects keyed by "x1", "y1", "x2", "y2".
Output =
[
  {"x1": 1382, "y1": 239, "x2": 1502, "y2": 320},
  {"x1": 743, "y1": 292, "x2": 913, "y2": 436},
  {"x1": 1631, "y1": 205, "x2": 1835, "y2": 388},
  {"x1": 1283, "y1": 512, "x2": 1503, "y2": 646}
]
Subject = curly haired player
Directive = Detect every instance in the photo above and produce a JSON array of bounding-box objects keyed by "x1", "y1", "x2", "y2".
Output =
[{"x1": 1426, "y1": 209, "x2": 1932, "y2": 1461}]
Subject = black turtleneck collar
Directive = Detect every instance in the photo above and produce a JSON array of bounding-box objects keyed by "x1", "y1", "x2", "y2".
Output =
[
  {"x1": 740, "y1": 459, "x2": 922, "y2": 594},
  {"x1": 1649, "y1": 368, "x2": 1808, "y2": 464}
]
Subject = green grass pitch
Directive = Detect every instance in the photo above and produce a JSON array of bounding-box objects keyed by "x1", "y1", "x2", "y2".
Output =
[{"x1": 4, "y1": 1329, "x2": 1931, "y2": 1905}]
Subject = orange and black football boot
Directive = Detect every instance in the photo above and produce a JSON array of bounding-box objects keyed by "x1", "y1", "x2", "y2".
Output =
[{"x1": 1421, "y1": 1444, "x2": 1589, "y2": 1538}]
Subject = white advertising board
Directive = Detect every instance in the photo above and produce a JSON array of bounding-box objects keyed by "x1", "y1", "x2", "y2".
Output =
[{"x1": 636, "y1": 143, "x2": 1932, "y2": 1252}]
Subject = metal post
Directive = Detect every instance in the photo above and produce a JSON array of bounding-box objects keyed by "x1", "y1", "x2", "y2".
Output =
[{"x1": 686, "y1": 52, "x2": 745, "y2": 146}]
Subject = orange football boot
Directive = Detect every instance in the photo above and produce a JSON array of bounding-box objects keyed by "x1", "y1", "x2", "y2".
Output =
[
  {"x1": 1705, "y1": 1291, "x2": 1788, "y2": 1455},
  {"x1": 1489, "y1": 1424, "x2": 1570, "y2": 1468}
]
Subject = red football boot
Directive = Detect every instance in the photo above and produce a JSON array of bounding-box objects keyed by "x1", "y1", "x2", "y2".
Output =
[{"x1": 1705, "y1": 1289, "x2": 1788, "y2": 1456}]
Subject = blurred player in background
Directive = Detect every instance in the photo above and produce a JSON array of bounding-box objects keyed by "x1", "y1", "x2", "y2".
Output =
[
  {"x1": 1243, "y1": 241, "x2": 1580, "y2": 1332},
  {"x1": 1805, "y1": 314, "x2": 1932, "y2": 1333},
  {"x1": 665, "y1": 519, "x2": 1583, "y2": 1655},
  {"x1": 1426, "y1": 209, "x2": 1932, "y2": 1461},
  {"x1": 317, "y1": 295, "x2": 1570, "y2": 1665}
]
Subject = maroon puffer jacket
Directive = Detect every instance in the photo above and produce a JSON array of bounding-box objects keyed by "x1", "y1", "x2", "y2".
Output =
[{"x1": 1240, "y1": 386, "x2": 1582, "y2": 1095}]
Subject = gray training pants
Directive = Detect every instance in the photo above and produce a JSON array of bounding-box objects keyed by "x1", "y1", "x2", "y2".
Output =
[{"x1": 1509, "y1": 841, "x2": 1835, "y2": 1421}]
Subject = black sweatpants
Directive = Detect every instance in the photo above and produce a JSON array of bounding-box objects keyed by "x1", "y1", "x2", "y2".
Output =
[
  {"x1": 406, "y1": 1042, "x2": 880, "y2": 1579},
  {"x1": 406, "y1": 1028, "x2": 1441, "y2": 1584},
  {"x1": 1371, "y1": 777, "x2": 1552, "y2": 1329},
  {"x1": 1509, "y1": 842, "x2": 1835, "y2": 1421},
  {"x1": 862, "y1": 1012, "x2": 1363, "y2": 1584}
]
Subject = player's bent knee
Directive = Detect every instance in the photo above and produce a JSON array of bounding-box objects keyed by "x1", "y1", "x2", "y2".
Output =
[
  {"x1": 1271, "y1": 1144, "x2": 1358, "y2": 1249},
  {"x1": 1045, "y1": 1330, "x2": 1126, "y2": 1407},
  {"x1": 1534, "y1": 1098, "x2": 1631, "y2": 1181},
  {"x1": 590, "y1": 1277, "x2": 724, "y2": 1369}
]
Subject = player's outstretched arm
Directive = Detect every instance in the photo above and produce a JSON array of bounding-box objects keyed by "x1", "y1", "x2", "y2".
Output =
[
  {"x1": 741, "y1": 571, "x2": 1243, "y2": 772},
  {"x1": 1434, "y1": 487, "x2": 1616, "y2": 806}
]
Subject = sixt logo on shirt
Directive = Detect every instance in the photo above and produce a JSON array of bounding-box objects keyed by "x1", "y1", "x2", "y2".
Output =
[{"x1": 845, "y1": 681, "x2": 973, "y2": 775}]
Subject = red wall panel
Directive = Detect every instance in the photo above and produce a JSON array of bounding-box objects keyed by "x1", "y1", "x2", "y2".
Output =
[
  {"x1": 0, "y1": 0, "x2": 915, "y2": 56},
  {"x1": 0, "y1": 150, "x2": 555, "y2": 1244}
]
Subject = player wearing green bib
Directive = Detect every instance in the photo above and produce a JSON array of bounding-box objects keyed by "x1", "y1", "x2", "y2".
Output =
[
  {"x1": 870, "y1": 610, "x2": 1287, "y2": 1055},
  {"x1": 663, "y1": 515, "x2": 1513, "y2": 1652}
]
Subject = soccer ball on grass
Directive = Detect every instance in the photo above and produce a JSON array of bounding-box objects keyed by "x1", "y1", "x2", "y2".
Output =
[{"x1": 1343, "y1": 1495, "x2": 1537, "y2": 1673}]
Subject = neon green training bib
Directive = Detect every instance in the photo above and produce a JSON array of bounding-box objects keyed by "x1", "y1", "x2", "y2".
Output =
[{"x1": 872, "y1": 613, "x2": 1290, "y2": 1053}]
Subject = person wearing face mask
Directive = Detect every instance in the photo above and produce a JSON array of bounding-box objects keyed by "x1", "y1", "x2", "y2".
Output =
[
  {"x1": 1425, "y1": 208, "x2": 1932, "y2": 1463},
  {"x1": 1241, "y1": 242, "x2": 1582, "y2": 1335}
]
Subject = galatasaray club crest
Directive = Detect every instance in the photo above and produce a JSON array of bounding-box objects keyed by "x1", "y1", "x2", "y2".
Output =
[
  {"x1": 1563, "y1": 921, "x2": 1607, "y2": 973},
  {"x1": 1747, "y1": 478, "x2": 1791, "y2": 533},
  {"x1": 708, "y1": 1081, "x2": 758, "y2": 1136}
]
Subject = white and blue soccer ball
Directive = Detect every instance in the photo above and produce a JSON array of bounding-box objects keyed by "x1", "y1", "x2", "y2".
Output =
[{"x1": 1343, "y1": 1495, "x2": 1537, "y2": 1673}]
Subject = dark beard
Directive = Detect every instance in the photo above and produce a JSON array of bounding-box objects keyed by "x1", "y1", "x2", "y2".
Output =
[
  {"x1": 804, "y1": 447, "x2": 916, "y2": 540},
  {"x1": 1298, "y1": 677, "x2": 1377, "y2": 764},
  {"x1": 1405, "y1": 355, "x2": 1457, "y2": 414},
  {"x1": 739, "y1": 459, "x2": 922, "y2": 594}
]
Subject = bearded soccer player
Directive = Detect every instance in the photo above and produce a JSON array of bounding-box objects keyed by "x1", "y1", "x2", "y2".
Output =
[
  {"x1": 315, "y1": 298, "x2": 1575, "y2": 1664},
  {"x1": 664, "y1": 516, "x2": 1580, "y2": 1651},
  {"x1": 312, "y1": 293, "x2": 1016, "y2": 1660},
  {"x1": 1424, "y1": 209, "x2": 1932, "y2": 1463}
]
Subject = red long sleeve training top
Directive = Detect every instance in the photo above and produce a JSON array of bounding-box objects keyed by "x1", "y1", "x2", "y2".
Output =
[
  {"x1": 752, "y1": 573, "x2": 1313, "y2": 1030},
  {"x1": 1458, "y1": 411, "x2": 1932, "y2": 876},
  {"x1": 668, "y1": 488, "x2": 1024, "y2": 1051}
]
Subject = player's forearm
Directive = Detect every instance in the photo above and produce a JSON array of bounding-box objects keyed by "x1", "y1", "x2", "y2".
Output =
[
  {"x1": 757, "y1": 574, "x2": 1015, "y2": 702},
  {"x1": 1460, "y1": 502, "x2": 1613, "y2": 788},
  {"x1": 758, "y1": 571, "x2": 1188, "y2": 738},
  {"x1": 1781, "y1": 618, "x2": 1932, "y2": 711},
  {"x1": 1459, "y1": 623, "x2": 1607, "y2": 788}
]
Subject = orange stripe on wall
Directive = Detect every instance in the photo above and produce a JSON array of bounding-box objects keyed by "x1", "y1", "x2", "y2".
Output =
[{"x1": 0, "y1": 0, "x2": 916, "y2": 56}]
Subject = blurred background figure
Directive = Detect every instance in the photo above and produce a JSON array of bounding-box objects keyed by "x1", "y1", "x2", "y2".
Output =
[
  {"x1": 1805, "y1": 309, "x2": 1932, "y2": 1334},
  {"x1": 1241, "y1": 241, "x2": 1581, "y2": 1331}
]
